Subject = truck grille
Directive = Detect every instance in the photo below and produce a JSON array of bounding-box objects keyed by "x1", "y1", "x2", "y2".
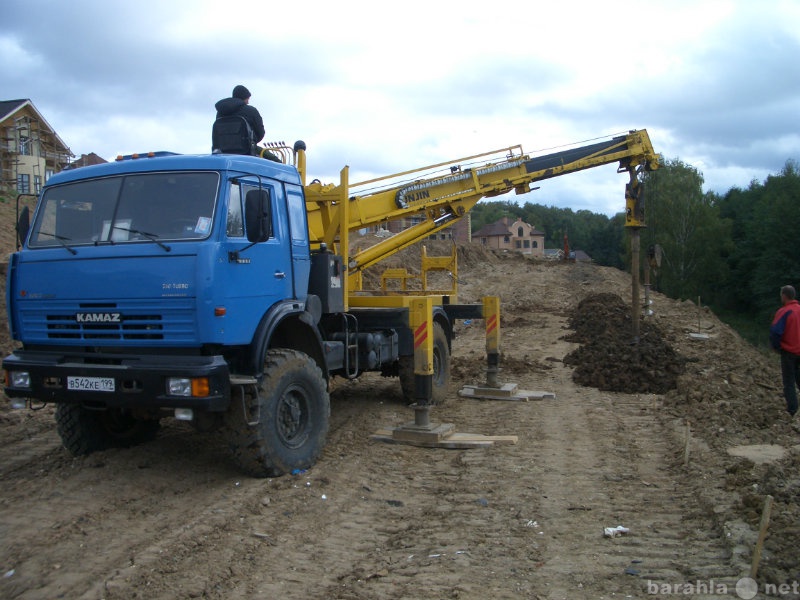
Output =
[
  {"x1": 18, "y1": 301, "x2": 196, "y2": 344},
  {"x1": 46, "y1": 314, "x2": 164, "y2": 340}
]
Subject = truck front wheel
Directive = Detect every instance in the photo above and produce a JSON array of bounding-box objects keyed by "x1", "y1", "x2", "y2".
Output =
[
  {"x1": 225, "y1": 349, "x2": 330, "y2": 477},
  {"x1": 399, "y1": 321, "x2": 450, "y2": 405},
  {"x1": 55, "y1": 404, "x2": 161, "y2": 456}
]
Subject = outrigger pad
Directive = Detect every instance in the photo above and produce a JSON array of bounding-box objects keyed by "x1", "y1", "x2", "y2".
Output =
[
  {"x1": 370, "y1": 426, "x2": 517, "y2": 448},
  {"x1": 458, "y1": 383, "x2": 555, "y2": 401}
]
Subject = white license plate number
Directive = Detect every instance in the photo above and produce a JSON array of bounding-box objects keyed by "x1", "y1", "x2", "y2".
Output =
[{"x1": 67, "y1": 376, "x2": 116, "y2": 392}]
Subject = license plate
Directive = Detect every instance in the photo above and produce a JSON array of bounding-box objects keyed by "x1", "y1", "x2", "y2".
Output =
[{"x1": 67, "y1": 376, "x2": 115, "y2": 392}]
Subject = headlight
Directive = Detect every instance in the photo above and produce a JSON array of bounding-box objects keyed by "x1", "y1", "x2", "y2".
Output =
[
  {"x1": 9, "y1": 371, "x2": 31, "y2": 389},
  {"x1": 167, "y1": 378, "x2": 192, "y2": 396}
]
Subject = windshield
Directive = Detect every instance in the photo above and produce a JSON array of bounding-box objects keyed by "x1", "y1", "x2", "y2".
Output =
[{"x1": 28, "y1": 172, "x2": 219, "y2": 249}]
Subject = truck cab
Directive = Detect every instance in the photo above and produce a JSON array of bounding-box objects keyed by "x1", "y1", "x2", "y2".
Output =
[{"x1": 4, "y1": 152, "x2": 334, "y2": 476}]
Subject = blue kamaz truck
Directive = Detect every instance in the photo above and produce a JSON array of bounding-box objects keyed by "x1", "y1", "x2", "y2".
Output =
[{"x1": 2, "y1": 131, "x2": 659, "y2": 476}]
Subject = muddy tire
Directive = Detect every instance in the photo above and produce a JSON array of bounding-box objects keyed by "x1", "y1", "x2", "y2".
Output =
[
  {"x1": 225, "y1": 349, "x2": 330, "y2": 478},
  {"x1": 55, "y1": 404, "x2": 161, "y2": 456},
  {"x1": 399, "y1": 321, "x2": 450, "y2": 405}
]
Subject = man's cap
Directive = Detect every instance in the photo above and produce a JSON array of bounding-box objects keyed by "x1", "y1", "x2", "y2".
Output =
[{"x1": 232, "y1": 85, "x2": 251, "y2": 100}]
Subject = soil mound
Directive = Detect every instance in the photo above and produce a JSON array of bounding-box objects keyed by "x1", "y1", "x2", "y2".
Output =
[{"x1": 563, "y1": 293, "x2": 685, "y2": 394}]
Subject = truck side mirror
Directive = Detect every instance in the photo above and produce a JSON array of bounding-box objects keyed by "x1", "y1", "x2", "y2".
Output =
[
  {"x1": 244, "y1": 189, "x2": 271, "y2": 243},
  {"x1": 16, "y1": 205, "x2": 30, "y2": 250}
]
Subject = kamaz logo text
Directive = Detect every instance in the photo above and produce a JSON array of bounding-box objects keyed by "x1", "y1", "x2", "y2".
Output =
[{"x1": 76, "y1": 313, "x2": 122, "y2": 323}]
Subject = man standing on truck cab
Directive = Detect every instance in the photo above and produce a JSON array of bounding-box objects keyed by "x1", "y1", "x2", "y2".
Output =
[
  {"x1": 770, "y1": 284, "x2": 800, "y2": 417},
  {"x1": 215, "y1": 84, "x2": 265, "y2": 143}
]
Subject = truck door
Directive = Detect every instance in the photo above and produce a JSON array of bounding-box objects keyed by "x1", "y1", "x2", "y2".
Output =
[
  {"x1": 285, "y1": 184, "x2": 310, "y2": 300},
  {"x1": 221, "y1": 179, "x2": 293, "y2": 343}
]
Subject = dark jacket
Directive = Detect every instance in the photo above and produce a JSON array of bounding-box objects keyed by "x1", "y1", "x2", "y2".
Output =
[
  {"x1": 770, "y1": 299, "x2": 800, "y2": 354},
  {"x1": 214, "y1": 97, "x2": 265, "y2": 143}
]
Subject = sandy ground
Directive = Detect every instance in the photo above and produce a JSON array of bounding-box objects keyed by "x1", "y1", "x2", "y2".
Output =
[{"x1": 1, "y1": 243, "x2": 799, "y2": 600}]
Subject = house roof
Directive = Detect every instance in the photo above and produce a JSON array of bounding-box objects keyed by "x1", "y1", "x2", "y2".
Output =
[
  {"x1": 573, "y1": 250, "x2": 592, "y2": 261},
  {"x1": 0, "y1": 99, "x2": 29, "y2": 121},
  {"x1": 0, "y1": 98, "x2": 71, "y2": 154},
  {"x1": 70, "y1": 153, "x2": 108, "y2": 168},
  {"x1": 473, "y1": 221, "x2": 514, "y2": 237}
]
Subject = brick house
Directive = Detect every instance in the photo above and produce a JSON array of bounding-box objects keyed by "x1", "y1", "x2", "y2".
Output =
[
  {"x1": 1, "y1": 99, "x2": 73, "y2": 195},
  {"x1": 473, "y1": 216, "x2": 545, "y2": 257},
  {"x1": 70, "y1": 152, "x2": 108, "y2": 169}
]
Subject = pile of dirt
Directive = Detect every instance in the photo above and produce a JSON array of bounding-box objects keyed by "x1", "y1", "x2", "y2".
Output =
[
  {"x1": 562, "y1": 293, "x2": 685, "y2": 394},
  {"x1": 456, "y1": 242, "x2": 501, "y2": 268}
]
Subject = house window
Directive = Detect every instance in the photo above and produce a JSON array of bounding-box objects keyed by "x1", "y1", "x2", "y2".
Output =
[
  {"x1": 533, "y1": 240, "x2": 538, "y2": 248},
  {"x1": 481, "y1": 237, "x2": 487, "y2": 245},
  {"x1": 518, "y1": 226, "x2": 524, "y2": 237},
  {"x1": 516, "y1": 240, "x2": 521, "y2": 249},
  {"x1": 34, "y1": 175, "x2": 42, "y2": 193},
  {"x1": 503, "y1": 235, "x2": 510, "y2": 244},
  {"x1": 17, "y1": 174, "x2": 30, "y2": 194},
  {"x1": 19, "y1": 135, "x2": 31, "y2": 156},
  {"x1": 45, "y1": 169, "x2": 54, "y2": 182},
  {"x1": 524, "y1": 240, "x2": 530, "y2": 248}
]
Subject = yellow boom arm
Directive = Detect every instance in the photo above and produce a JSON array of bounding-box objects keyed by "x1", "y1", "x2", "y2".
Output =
[{"x1": 303, "y1": 129, "x2": 659, "y2": 278}]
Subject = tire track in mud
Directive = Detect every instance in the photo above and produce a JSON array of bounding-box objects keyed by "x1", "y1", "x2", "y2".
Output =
[
  {"x1": 449, "y1": 307, "x2": 743, "y2": 599},
  {"x1": 497, "y1": 312, "x2": 743, "y2": 600},
  {"x1": 0, "y1": 382, "x2": 412, "y2": 600},
  {"x1": 0, "y1": 407, "x2": 63, "y2": 479},
  {"x1": 0, "y1": 422, "x2": 250, "y2": 600}
]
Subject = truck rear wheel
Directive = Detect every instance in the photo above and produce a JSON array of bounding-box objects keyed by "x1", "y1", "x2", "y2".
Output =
[
  {"x1": 55, "y1": 404, "x2": 161, "y2": 456},
  {"x1": 225, "y1": 349, "x2": 330, "y2": 478},
  {"x1": 399, "y1": 321, "x2": 450, "y2": 405}
]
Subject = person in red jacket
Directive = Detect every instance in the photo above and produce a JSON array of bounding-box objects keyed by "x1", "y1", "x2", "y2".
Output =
[{"x1": 770, "y1": 285, "x2": 800, "y2": 416}]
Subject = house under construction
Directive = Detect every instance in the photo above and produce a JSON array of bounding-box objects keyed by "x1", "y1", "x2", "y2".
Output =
[{"x1": 1, "y1": 99, "x2": 73, "y2": 196}]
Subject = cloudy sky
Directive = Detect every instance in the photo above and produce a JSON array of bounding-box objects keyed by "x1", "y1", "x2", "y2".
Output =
[{"x1": 3, "y1": 0, "x2": 799, "y2": 216}]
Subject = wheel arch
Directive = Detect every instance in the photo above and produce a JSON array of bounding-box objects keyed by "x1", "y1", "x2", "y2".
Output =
[
  {"x1": 432, "y1": 306, "x2": 453, "y2": 353},
  {"x1": 248, "y1": 301, "x2": 328, "y2": 378}
]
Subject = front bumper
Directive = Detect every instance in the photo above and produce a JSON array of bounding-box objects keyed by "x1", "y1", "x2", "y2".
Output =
[{"x1": 3, "y1": 349, "x2": 231, "y2": 411}]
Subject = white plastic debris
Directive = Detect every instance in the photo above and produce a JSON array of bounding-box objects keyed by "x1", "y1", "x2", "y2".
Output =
[{"x1": 603, "y1": 525, "x2": 630, "y2": 538}]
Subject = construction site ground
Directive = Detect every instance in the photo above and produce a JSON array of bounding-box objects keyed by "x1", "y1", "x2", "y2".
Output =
[{"x1": 1, "y1": 231, "x2": 799, "y2": 600}]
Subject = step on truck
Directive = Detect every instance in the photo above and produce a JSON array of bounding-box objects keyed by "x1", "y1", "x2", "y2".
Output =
[{"x1": 3, "y1": 131, "x2": 659, "y2": 476}]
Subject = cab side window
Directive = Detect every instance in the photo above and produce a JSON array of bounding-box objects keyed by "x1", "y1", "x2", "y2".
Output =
[
  {"x1": 226, "y1": 183, "x2": 244, "y2": 237},
  {"x1": 227, "y1": 181, "x2": 274, "y2": 239}
]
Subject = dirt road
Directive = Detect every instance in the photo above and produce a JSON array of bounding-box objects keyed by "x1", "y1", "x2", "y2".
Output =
[{"x1": 1, "y1": 252, "x2": 798, "y2": 599}]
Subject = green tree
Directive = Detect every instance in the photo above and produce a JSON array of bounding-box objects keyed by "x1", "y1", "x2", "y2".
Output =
[
  {"x1": 747, "y1": 160, "x2": 800, "y2": 322},
  {"x1": 716, "y1": 182, "x2": 763, "y2": 312},
  {"x1": 642, "y1": 159, "x2": 732, "y2": 301},
  {"x1": 469, "y1": 200, "x2": 520, "y2": 233},
  {"x1": 585, "y1": 212, "x2": 626, "y2": 269}
]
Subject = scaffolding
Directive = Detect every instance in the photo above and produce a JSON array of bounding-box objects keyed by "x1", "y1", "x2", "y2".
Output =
[{"x1": 1, "y1": 111, "x2": 72, "y2": 196}]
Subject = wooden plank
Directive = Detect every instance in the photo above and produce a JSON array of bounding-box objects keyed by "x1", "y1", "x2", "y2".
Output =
[
  {"x1": 750, "y1": 494, "x2": 773, "y2": 578},
  {"x1": 370, "y1": 428, "x2": 518, "y2": 448},
  {"x1": 459, "y1": 385, "x2": 555, "y2": 401}
]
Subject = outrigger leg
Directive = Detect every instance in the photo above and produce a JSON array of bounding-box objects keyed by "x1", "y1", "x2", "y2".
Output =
[
  {"x1": 372, "y1": 297, "x2": 516, "y2": 448},
  {"x1": 458, "y1": 297, "x2": 556, "y2": 401}
]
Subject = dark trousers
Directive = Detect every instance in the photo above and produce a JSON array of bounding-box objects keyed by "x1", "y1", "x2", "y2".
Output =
[{"x1": 780, "y1": 350, "x2": 800, "y2": 415}]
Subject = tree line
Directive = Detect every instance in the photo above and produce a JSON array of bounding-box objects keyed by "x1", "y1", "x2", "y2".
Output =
[{"x1": 468, "y1": 158, "x2": 800, "y2": 346}]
